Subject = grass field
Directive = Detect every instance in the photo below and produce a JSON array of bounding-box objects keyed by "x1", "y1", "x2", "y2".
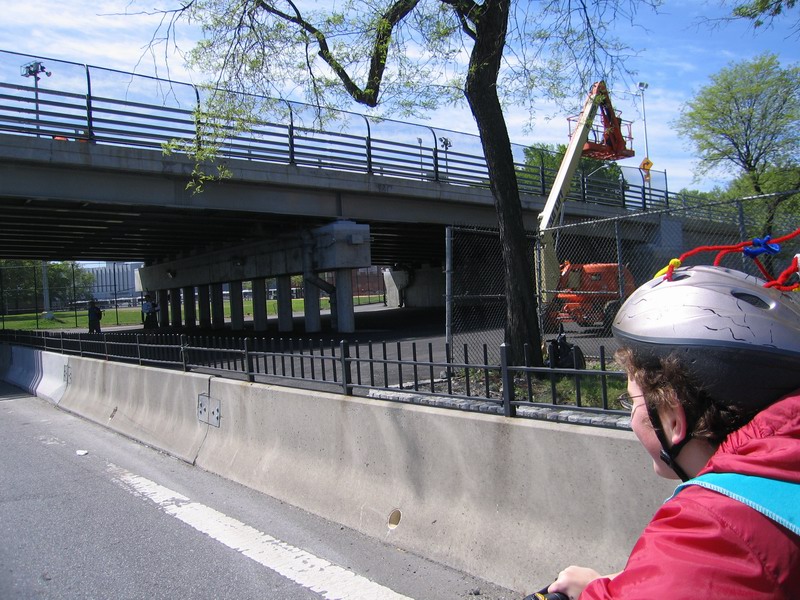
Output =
[{"x1": 1, "y1": 296, "x2": 383, "y2": 331}]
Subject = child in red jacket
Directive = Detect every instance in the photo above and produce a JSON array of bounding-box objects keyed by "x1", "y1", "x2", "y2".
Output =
[{"x1": 547, "y1": 265, "x2": 800, "y2": 599}]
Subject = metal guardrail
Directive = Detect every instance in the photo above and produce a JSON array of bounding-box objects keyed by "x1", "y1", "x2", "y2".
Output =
[
  {"x1": 1, "y1": 329, "x2": 628, "y2": 421},
  {"x1": 0, "y1": 49, "x2": 674, "y2": 212}
]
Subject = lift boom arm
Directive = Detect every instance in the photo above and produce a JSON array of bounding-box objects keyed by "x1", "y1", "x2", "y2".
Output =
[{"x1": 536, "y1": 81, "x2": 633, "y2": 307}]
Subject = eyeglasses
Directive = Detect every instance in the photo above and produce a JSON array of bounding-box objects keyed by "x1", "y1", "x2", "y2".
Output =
[{"x1": 618, "y1": 392, "x2": 645, "y2": 414}]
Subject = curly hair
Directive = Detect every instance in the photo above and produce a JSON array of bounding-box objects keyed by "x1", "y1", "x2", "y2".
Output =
[{"x1": 615, "y1": 347, "x2": 759, "y2": 448}]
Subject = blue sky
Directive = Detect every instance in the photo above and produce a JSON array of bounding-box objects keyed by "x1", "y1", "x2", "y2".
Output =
[{"x1": 1, "y1": 0, "x2": 798, "y2": 192}]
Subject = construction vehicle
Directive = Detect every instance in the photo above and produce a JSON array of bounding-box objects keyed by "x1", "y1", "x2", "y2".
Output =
[{"x1": 537, "y1": 81, "x2": 636, "y2": 333}]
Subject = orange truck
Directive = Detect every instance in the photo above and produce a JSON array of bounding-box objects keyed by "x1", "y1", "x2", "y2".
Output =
[{"x1": 542, "y1": 261, "x2": 635, "y2": 333}]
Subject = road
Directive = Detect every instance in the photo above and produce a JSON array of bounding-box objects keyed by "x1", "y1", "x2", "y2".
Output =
[{"x1": 0, "y1": 381, "x2": 517, "y2": 600}]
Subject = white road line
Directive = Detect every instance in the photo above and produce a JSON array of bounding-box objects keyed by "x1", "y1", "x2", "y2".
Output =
[{"x1": 108, "y1": 464, "x2": 413, "y2": 600}]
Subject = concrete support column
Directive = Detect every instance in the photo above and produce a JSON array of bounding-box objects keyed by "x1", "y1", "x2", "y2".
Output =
[
  {"x1": 277, "y1": 275, "x2": 294, "y2": 333},
  {"x1": 157, "y1": 289, "x2": 170, "y2": 328},
  {"x1": 210, "y1": 283, "x2": 225, "y2": 330},
  {"x1": 197, "y1": 285, "x2": 211, "y2": 329},
  {"x1": 229, "y1": 280, "x2": 244, "y2": 331},
  {"x1": 251, "y1": 278, "x2": 268, "y2": 332},
  {"x1": 303, "y1": 278, "x2": 321, "y2": 333},
  {"x1": 169, "y1": 288, "x2": 182, "y2": 328},
  {"x1": 183, "y1": 286, "x2": 196, "y2": 328},
  {"x1": 335, "y1": 268, "x2": 355, "y2": 333}
]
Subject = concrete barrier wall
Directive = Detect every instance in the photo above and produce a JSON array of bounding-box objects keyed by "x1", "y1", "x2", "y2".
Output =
[
  {"x1": 1, "y1": 346, "x2": 675, "y2": 593},
  {"x1": 1, "y1": 344, "x2": 42, "y2": 394},
  {"x1": 56, "y1": 357, "x2": 212, "y2": 464},
  {"x1": 196, "y1": 377, "x2": 674, "y2": 592}
]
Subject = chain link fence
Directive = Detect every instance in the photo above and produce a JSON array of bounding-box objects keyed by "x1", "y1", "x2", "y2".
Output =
[{"x1": 448, "y1": 194, "x2": 799, "y2": 361}]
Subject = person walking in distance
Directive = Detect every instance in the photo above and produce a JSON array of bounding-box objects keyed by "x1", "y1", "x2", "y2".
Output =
[
  {"x1": 142, "y1": 294, "x2": 159, "y2": 329},
  {"x1": 87, "y1": 300, "x2": 103, "y2": 334}
]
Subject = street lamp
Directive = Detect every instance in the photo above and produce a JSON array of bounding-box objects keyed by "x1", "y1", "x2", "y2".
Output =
[
  {"x1": 637, "y1": 82, "x2": 650, "y2": 159},
  {"x1": 20, "y1": 61, "x2": 51, "y2": 135}
]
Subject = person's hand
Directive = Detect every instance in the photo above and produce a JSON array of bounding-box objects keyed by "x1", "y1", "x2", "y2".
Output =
[{"x1": 548, "y1": 565, "x2": 603, "y2": 599}]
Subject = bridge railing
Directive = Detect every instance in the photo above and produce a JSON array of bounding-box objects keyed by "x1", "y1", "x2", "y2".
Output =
[
  {"x1": 1, "y1": 49, "x2": 674, "y2": 212},
  {"x1": 0, "y1": 329, "x2": 630, "y2": 427}
]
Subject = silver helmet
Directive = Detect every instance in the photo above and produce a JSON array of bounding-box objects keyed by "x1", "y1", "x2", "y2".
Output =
[{"x1": 612, "y1": 265, "x2": 800, "y2": 410}]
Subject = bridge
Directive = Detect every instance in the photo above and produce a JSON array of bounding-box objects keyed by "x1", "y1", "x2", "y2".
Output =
[{"x1": 0, "y1": 49, "x2": 675, "y2": 333}]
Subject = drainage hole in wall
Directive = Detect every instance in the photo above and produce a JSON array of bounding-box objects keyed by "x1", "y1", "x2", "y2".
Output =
[{"x1": 388, "y1": 509, "x2": 402, "y2": 529}]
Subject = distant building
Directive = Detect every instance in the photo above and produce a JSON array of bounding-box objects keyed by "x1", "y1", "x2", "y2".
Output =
[{"x1": 84, "y1": 262, "x2": 143, "y2": 306}]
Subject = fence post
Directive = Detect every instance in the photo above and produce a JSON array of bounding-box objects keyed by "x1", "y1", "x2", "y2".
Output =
[
  {"x1": 339, "y1": 340, "x2": 352, "y2": 395},
  {"x1": 180, "y1": 334, "x2": 188, "y2": 372},
  {"x1": 500, "y1": 343, "x2": 516, "y2": 417},
  {"x1": 599, "y1": 345, "x2": 609, "y2": 410},
  {"x1": 104, "y1": 333, "x2": 109, "y2": 361},
  {"x1": 244, "y1": 337, "x2": 255, "y2": 382}
]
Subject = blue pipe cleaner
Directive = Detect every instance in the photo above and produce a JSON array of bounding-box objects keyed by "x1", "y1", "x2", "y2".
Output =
[{"x1": 743, "y1": 236, "x2": 781, "y2": 258}]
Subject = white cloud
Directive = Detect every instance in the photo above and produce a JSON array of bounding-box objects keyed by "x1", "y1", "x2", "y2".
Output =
[{"x1": 3, "y1": 0, "x2": 798, "y2": 195}]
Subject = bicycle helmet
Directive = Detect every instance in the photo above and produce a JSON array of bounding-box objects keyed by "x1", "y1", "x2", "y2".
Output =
[{"x1": 613, "y1": 264, "x2": 800, "y2": 412}]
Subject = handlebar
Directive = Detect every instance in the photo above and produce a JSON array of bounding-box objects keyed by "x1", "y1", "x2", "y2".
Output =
[{"x1": 523, "y1": 588, "x2": 568, "y2": 600}]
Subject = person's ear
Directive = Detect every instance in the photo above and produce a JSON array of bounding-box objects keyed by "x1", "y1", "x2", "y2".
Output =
[{"x1": 659, "y1": 390, "x2": 687, "y2": 445}]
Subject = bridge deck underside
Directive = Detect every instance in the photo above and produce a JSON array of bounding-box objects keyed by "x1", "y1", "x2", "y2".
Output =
[{"x1": 0, "y1": 194, "x2": 446, "y2": 267}]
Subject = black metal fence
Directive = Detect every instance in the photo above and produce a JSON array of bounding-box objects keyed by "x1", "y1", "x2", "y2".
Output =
[{"x1": 0, "y1": 329, "x2": 628, "y2": 421}]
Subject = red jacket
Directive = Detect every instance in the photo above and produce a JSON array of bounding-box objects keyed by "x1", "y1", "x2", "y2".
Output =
[{"x1": 581, "y1": 391, "x2": 800, "y2": 599}]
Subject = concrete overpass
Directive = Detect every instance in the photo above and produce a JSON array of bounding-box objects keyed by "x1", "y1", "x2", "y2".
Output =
[{"x1": 0, "y1": 50, "x2": 674, "y2": 333}]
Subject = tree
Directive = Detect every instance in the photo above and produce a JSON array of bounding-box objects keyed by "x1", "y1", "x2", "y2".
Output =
[
  {"x1": 150, "y1": 0, "x2": 661, "y2": 364},
  {"x1": 0, "y1": 260, "x2": 93, "y2": 314},
  {"x1": 728, "y1": 0, "x2": 799, "y2": 32},
  {"x1": 722, "y1": 167, "x2": 800, "y2": 238},
  {"x1": 675, "y1": 53, "x2": 800, "y2": 241}
]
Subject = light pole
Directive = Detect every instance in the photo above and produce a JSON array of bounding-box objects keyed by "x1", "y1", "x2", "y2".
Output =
[
  {"x1": 637, "y1": 82, "x2": 650, "y2": 160},
  {"x1": 21, "y1": 61, "x2": 54, "y2": 318},
  {"x1": 439, "y1": 136, "x2": 451, "y2": 180},
  {"x1": 637, "y1": 82, "x2": 653, "y2": 186},
  {"x1": 20, "y1": 61, "x2": 51, "y2": 136}
]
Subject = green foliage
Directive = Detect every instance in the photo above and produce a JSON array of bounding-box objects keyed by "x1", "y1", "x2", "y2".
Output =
[
  {"x1": 674, "y1": 53, "x2": 800, "y2": 183},
  {"x1": 731, "y1": 0, "x2": 798, "y2": 28},
  {"x1": 521, "y1": 142, "x2": 624, "y2": 179},
  {"x1": 675, "y1": 54, "x2": 800, "y2": 238},
  {"x1": 0, "y1": 261, "x2": 94, "y2": 314}
]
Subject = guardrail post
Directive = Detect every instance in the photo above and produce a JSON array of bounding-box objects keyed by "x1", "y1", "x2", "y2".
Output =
[
  {"x1": 244, "y1": 337, "x2": 255, "y2": 382},
  {"x1": 500, "y1": 343, "x2": 516, "y2": 417},
  {"x1": 339, "y1": 340, "x2": 352, "y2": 395}
]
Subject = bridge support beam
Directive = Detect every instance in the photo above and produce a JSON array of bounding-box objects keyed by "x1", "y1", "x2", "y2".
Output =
[
  {"x1": 335, "y1": 268, "x2": 355, "y2": 333},
  {"x1": 210, "y1": 283, "x2": 225, "y2": 330},
  {"x1": 169, "y1": 288, "x2": 182, "y2": 328},
  {"x1": 158, "y1": 289, "x2": 170, "y2": 328},
  {"x1": 252, "y1": 278, "x2": 268, "y2": 332},
  {"x1": 303, "y1": 280, "x2": 321, "y2": 333},
  {"x1": 183, "y1": 286, "x2": 196, "y2": 328},
  {"x1": 229, "y1": 281, "x2": 244, "y2": 331},
  {"x1": 276, "y1": 276, "x2": 293, "y2": 333},
  {"x1": 197, "y1": 285, "x2": 211, "y2": 329}
]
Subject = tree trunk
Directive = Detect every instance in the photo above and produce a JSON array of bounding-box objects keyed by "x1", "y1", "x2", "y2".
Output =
[{"x1": 462, "y1": 0, "x2": 542, "y2": 366}]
